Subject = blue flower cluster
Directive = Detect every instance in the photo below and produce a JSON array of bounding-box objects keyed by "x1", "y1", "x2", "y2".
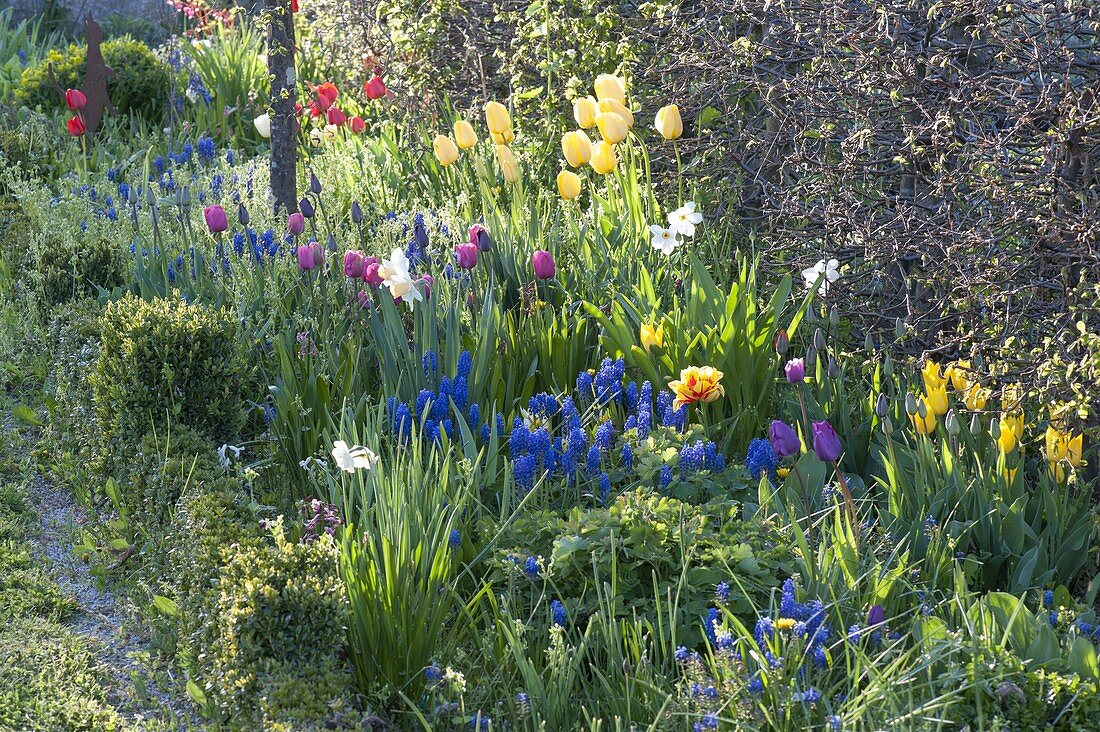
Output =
[
  {"x1": 387, "y1": 350, "x2": 478, "y2": 445},
  {"x1": 750, "y1": 579, "x2": 832, "y2": 673},
  {"x1": 679, "y1": 440, "x2": 725, "y2": 475},
  {"x1": 745, "y1": 437, "x2": 778, "y2": 480}
]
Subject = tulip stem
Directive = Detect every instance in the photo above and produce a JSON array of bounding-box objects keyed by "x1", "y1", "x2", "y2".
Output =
[
  {"x1": 790, "y1": 461, "x2": 812, "y2": 542},
  {"x1": 830, "y1": 459, "x2": 859, "y2": 544}
]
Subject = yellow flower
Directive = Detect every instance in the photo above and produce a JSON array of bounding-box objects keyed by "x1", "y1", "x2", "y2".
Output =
[
  {"x1": 491, "y1": 128, "x2": 515, "y2": 145},
  {"x1": 573, "y1": 96, "x2": 598, "y2": 129},
  {"x1": 1045, "y1": 425, "x2": 1069, "y2": 462},
  {"x1": 945, "y1": 360, "x2": 972, "y2": 392},
  {"x1": 655, "y1": 104, "x2": 683, "y2": 140},
  {"x1": 926, "y1": 385, "x2": 949, "y2": 416},
  {"x1": 777, "y1": 466, "x2": 791, "y2": 479},
  {"x1": 640, "y1": 321, "x2": 664, "y2": 351},
  {"x1": 964, "y1": 384, "x2": 989, "y2": 411},
  {"x1": 598, "y1": 98, "x2": 634, "y2": 129},
  {"x1": 453, "y1": 120, "x2": 478, "y2": 149},
  {"x1": 432, "y1": 135, "x2": 459, "y2": 166},
  {"x1": 669, "y1": 366, "x2": 725, "y2": 409},
  {"x1": 1002, "y1": 382, "x2": 1023, "y2": 411},
  {"x1": 496, "y1": 145, "x2": 520, "y2": 183},
  {"x1": 596, "y1": 112, "x2": 629, "y2": 144},
  {"x1": 997, "y1": 412, "x2": 1024, "y2": 453},
  {"x1": 775, "y1": 618, "x2": 796, "y2": 632},
  {"x1": 911, "y1": 402, "x2": 937, "y2": 435},
  {"x1": 556, "y1": 170, "x2": 581, "y2": 200},
  {"x1": 484, "y1": 101, "x2": 512, "y2": 136},
  {"x1": 1067, "y1": 433, "x2": 1083, "y2": 468},
  {"x1": 1003, "y1": 467, "x2": 1018, "y2": 483},
  {"x1": 921, "y1": 361, "x2": 947, "y2": 391},
  {"x1": 1050, "y1": 462, "x2": 1067, "y2": 482},
  {"x1": 561, "y1": 129, "x2": 592, "y2": 167},
  {"x1": 593, "y1": 73, "x2": 626, "y2": 105},
  {"x1": 589, "y1": 140, "x2": 617, "y2": 175}
]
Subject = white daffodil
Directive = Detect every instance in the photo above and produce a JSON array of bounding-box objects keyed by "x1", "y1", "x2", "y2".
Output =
[
  {"x1": 649, "y1": 225, "x2": 680, "y2": 256},
  {"x1": 381, "y1": 248, "x2": 425, "y2": 308},
  {"x1": 217, "y1": 443, "x2": 242, "y2": 468},
  {"x1": 667, "y1": 202, "x2": 703, "y2": 238},
  {"x1": 801, "y1": 258, "x2": 841, "y2": 294},
  {"x1": 331, "y1": 440, "x2": 379, "y2": 473}
]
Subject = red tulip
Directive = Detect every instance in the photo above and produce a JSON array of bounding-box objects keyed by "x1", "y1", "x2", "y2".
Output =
[
  {"x1": 291, "y1": 0, "x2": 299, "y2": 10},
  {"x1": 65, "y1": 89, "x2": 87, "y2": 111},
  {"x1": 66, "y1": 115, "x2": 86, "y2": 136},
  {"x1": 350, "y1": 116, "x2": 366, "y2": 134},
  {"x1": 326, "y1": 106, "x2": 346, "y2": 126},
  {"x1": 316, "y1": 82, "x2": 339, "y2": 110},
  {"x1": 365, "y1": 75, "x2": 387, "y2": 101}
]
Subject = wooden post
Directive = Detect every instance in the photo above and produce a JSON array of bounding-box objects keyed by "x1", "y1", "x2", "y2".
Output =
[{"x1": 266, "y1": 0, "x2": 297, "y2": 214}]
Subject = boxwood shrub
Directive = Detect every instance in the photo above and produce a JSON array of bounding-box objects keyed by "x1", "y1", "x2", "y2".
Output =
[{"x1": 34, "y1": 234, "x2": 125, "y2": 311}]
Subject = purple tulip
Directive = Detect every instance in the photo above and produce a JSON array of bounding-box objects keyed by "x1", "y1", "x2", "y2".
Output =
[
  {"x1": 785, "y1": 358, "x2": 805, "y2": 383},
  {"x1": 867, "y1": 605, "x2": 885, "y2": 627},
  {"x1": 469, "y1": 223, "x2": 493, "y2": 252},
  {"x1": 532, "y1": 249, "x2": 556, "y2": 280},
  {"x1": 769, "y1": 420, "x2": 801, "y2": 458},
  {"x1": 343, "y1": 250, "x2": 365, "y2": 278},
  {"x1": 310, "y1": 241, "x2": 325, "y2": 268},
  {"x1": 363, "y1": 259, "x2": 383, "y2": 286},
  {"x1": 455, "y1": 243, "x2": 478, "y2": 269},
  {"x1": 299, "y1": 197, "x2": 315, "y2": 219},
  {"x1": 203, "y1": 204, "x2": 228, "y2": 233},
  {"x1": 287, "y1": 212, "x2": 305, "y2": 236},
  {"x1": 422, "y1": 274, "x2": 433, "y2": 300},
  {"x1": 297, "y1": 244, "x2": 316, "y2": 271},
  {"x1": 812, "y1": 420, "x2": 843, "y2": 462},
  {"x1": 350, "y1": 201, "x2": 363, "y2": 224}
]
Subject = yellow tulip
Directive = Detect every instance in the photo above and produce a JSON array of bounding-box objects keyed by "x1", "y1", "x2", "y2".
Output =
[
  {"x1": 573, "y1": 96, "x2": 598, "y2": 129},
  {"x1": 1002, "y1": 382, "x2": 1023, "y2": 411},
  {"x1": 964, "y1": 384, "x2": 989, "y2": 411},
  {"x1": 561, "y1": 130, "x2": 592, "y2": 167},
  {"x1": 496, "y1": 145, "x2": 520, "y2": 183},
  {"x1": 911, "y1": 402, "x2": 937, "y2": 435},
  {"x1": 926, "y1": 385, "x2": 949, "y2": 416},
  {"x1": 593, "y1": 73, "x2": 626, "y2": 105},
  {"x1": 921, "y1": 361, "x2": 947, "y2": 391},
  {"x1": 997, "y1": 412, "x2": 1024, "y2": 453},
  {"x1": 1045, "y1": 425, "x2": 1069, "y2": 462},
  {"x1": 598, "y1": 98, "x2": 634, "y2": 129},
  {"x1": 1067, "y1": 433, "x2": 1083, "y2": 468},
  {"x1": 490, "y1": 128, "x2": 515, "y2": 145},
  {"x1": 1051, "y1": 462, "x2": 1067, "y2": 482},
  {"x1": 484, "y1": 101, "x2": 512, "y2": 135},
  {"x1": 669, "y1": 366, "x2": 725, "y2": 409},
  {"x1": 453, "y1": 120, "x2": 478, "y2": 149},
  {"x1": 589, "y1": 140, "x2": 617, "y2": 174},
  {"x1": 1003, "y1": 467, "x2": 1018, "y2": 483},
  {"x1": 655, "y1": 104, "x2": 683, "y2": 140},
  {"x1": 640, "y1": 321, "x2": 664, "y2": 351},
  {"x1": 556, "y1": 170, "x2": 581, "y2": 200},
  {"x1": 432, "y1": 135, "x2": 459, "y2": 167},
  {"x1": 596, "y1": 112, "x2": 628, "y2": 144},
  {"x1": 945, "y1": 360, "x2": 972, "y2": 392}
]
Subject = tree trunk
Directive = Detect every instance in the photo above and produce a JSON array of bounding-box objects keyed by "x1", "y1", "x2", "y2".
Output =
[{"x1": 266, "y1": 0, "x2": 297, "y2": 214}]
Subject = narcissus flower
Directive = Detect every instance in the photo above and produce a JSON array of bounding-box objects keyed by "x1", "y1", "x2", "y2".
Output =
[
  {"x1": 655, "y1": 104, "x2": 683, "y2": 140},
  {"x1": 496, "y1": 145, "x2": 520, "y2": 183},
  {"x1": 596, "y1": 112, "x2": 628, "y2": 144},
  {"x1": 668, "y1": 202, "x2": 703, "y2": 237},
  {"x1": 66, "y1": 115, "x2": 86, "y2": 136},
  {"x1": 556, "y1": 170, "x2": 581, "y2": 200},
  {"x1": 574, "y1": 96, "x2": 598, "y2": 129},
  {"x1": 561, "y1": 130, "x2": 592, "y2": 167},
  {"x1": 331, "y1": 440, "x2": 379, "y2": 472},
  {"x1": 381, "y1": 247, "x2": 424, "y2": 308},
  {"x1": 453, "y1": 120, "x2": 478, "y2": 149},
  {"x1": 254, "y1": 113, "x2": 271, "y2": 138},
  {"x1": 593, "y1": 73, "x2": 627, "y2": 105},
  {"x1": 649, "y1": 225, "x2": 679, "y2": 256},
  {"x1": 669, "y1": 366, "x2": 725, "y2": 409},
  {"x1": 531, "y1": 250, "x2": 556, "y2": 279},
  {"x1": 433, "y1": 135, "x2": 460, "y2": 166},
  {"x1": 640, "y1": 321, "x2": 664, "y2": 351},
  {"x1": 598, "y1": 98, "x2": 634, "y2": 128},
  {"x1": 65, "y1": 88, "x2": 87, "y2": 110},
  {"x1": 589, "y1": 140, "x2": 617, "y2": 174},
  {"x1": 203, "y1": 204, "x2": 228, "y2": 233}
]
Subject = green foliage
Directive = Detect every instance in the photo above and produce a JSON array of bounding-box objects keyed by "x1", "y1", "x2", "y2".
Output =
[
  {"x1": 0, "y1": 7, "x2": 66, "y2": 100},
  {"x1": 45, "y1": 298, "x2": 103, "y2": 457},
  {"x1": 91, "y1": 293, "x2": 248, "y2": 452},
  {"x1": 199, "y1": 524, "x2": 356, "y2": 727},
  {"x1": 16, "y1": 38, "x2": 171, "y2": 124},
  {"x1": 122, "y1": 425, "x2": 223, "y2": 530},
  {"x1": 34, "y1": 232, "x2": 125, "y2": 311},
  {"x1": 0, "y1": 482, "x2": 75, "y2": 623}
]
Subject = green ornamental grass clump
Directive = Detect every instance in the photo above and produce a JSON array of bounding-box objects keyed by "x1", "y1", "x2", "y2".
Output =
[
  {"x1": 16, "y1": 38, "x2": 171, "y2": 124},
  {"x1": 91, "y1": 293, "x2": 247, "y2": 451}
]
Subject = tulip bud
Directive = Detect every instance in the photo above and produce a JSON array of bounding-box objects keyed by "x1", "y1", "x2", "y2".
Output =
[
  {"x1": 654, "y1": 104, "x2": 683, "y2": 140},
  {"x1": 827, "y1": 356, "x2": 840, "y2": 379},
  {"x1": 433, "y1": 135, "x2": 460, "y2": 167},
  {"x1": 128, "y1": 183, "x2": 138, "y2": 205},
  {"x1": 455, "y1": 243, "x2": 478, "y2": 269},
  {"x1": 253, "y1": 113, "x2": 271, "y2": 139},
  {"x1": 805, "y1": 345, "x2": 817, "y2": 368},
  {"x1": 883, "y1": 357, "x2": 894, "y2": 378},
  {"x1": 990, "y1": 418, "x2": 1001, "y2": 440},
  {"x1": 350, "y1": 201, "x2": 363, "y2": 224},
  {"x1": 484, "y1": 101, "x2": 512, "y2": 136},
  {"x1": 343, "y1": 250, "x2": 366, "y2": 278},
  {"x1": 596, "y1": 112, "x2": 628, "y2": 144},
  {"x1": 573, "y1": 96, "x2": 598, "y2": 129},
  {"x1": 180, "y1": 187, "x2": 191, "y2": 208},
  {"x1": 327, "y1": 233, "x2": 337, "y2": 251},
  {"x1": 531, "y1": 249, "x2": 556, "y2": 280},
  {"x1": 237, "y1": 203, "x2": 249, "y2": 226},
  {"x1": 774, "y1": 329, "x2": 789, "y2": 355},
  {"x1": 299, "y1": 198, "x2": 315, "y2": 219},
  {"x1": 203, "y1": 204, "x2": 228, "y2": 233},
  {"x1": 561, "y1": 130, "x2": 593, "y2": 167},
  {"x1": 882, "y1": 415, "x2": 894, "y2": 434},
  {"x1": 905, "y1": 393, "x2": 919, "y2": 416},
  {"x1": 945, "y1": 409, "x2": 960, "y2": 436},
  {"x1": 594, "y1": 73, "x2": 627, "y2": 105},
  {"x1": 310, "y1": 171, "x2": 322, "y2": 195},
  {"x1": 970, "y1": 414, "x2": 981, "y2": 436},
  {"x1": 875, "y1": 393, "x2": 889, "y2": 418},
  {"x1": 829, "y1": 307, "x2": 839, "y2": 326},
  {"x1": 496, "y1": 145, "x2": 520, "y2": 183},
  {"x1": 589, "y1": 140, "x2": 617, "y2": 175},
  {"x1": 916, "y1": 399, "x2": 928, "y2": 419},
  {"x1": 65, "y1": 88, "x2": 87, "y2": 111},
  {"x1": 598, "y1": 98, "x2": 634, "y2": 128},
  {"x1": 864, "y1": 333, "x2": 875, "y2": 352},
  {"x1": 453, "y1": 120, "x2": 478, "y2": 149},
  {"x1": 813, "y1": 327, "x2": 826, "y2": 351},
  {"x1": 557, "y1": 170, "x2": 582, "y2": 200},
  {"x1": 350, "y1": 116, "x2": 366, "y2": 134}
]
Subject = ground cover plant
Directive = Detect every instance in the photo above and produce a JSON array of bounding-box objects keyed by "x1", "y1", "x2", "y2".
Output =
[{"x1": 1, "y1": 1, "x2": 1098, "y2": 730}]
